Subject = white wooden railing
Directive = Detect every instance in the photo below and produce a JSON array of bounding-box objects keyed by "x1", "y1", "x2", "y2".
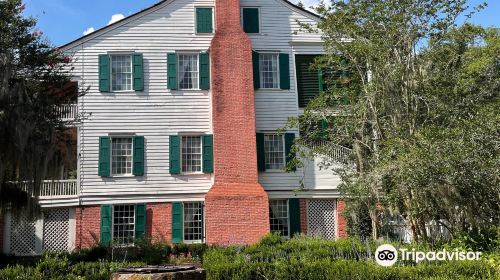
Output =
[
  {"x1": 307, "y1": 140, "x2": 353, "y2": 164},
  {"x1": 54, "y1": 104, "x2": 78, "y2": 121},
  {"x1": 11, "y1": 179, "x2": 77, "y2": 197}
]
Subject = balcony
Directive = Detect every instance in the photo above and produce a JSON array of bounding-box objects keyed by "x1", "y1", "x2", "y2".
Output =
[
  {"x1": 307, "y1": 140, "x2": 353, "y2": 165},
  {"x1": 54, "y1": 103, "x2": 78, "y2": 122},
  {"x1": 13, "y1": 179, "x2": 77, "y2": 198}
]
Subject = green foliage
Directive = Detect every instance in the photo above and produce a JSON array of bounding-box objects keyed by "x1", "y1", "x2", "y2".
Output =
[
  {"x1": 291, "y1": 0, "x2": 499, "y2": 242},
  {"x1": 203, "y1": 235, "x2": 498, "y2": 280},
  {"x1": 0, "y1": 0, "x2": 78, "y2": 212},
  {"x1": 0, "y1": 254, "x2": 144, "y2": 280}
]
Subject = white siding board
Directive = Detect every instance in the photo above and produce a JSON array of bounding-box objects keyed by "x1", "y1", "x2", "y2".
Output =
[{"x1": 66, "y1": 0, "x2": 338, "y2": 205}]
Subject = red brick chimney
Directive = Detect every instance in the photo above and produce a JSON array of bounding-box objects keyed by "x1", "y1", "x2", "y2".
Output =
[{"x1": 204, "y1": 0, "x2": 269, "y2": 245}]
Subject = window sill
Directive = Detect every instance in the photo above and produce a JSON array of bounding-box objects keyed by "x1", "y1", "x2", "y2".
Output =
[
  {"x1": 170, "y1": 89, "x2": 208, "y2": 93},
  {"x1": 262, "y1": 169, "x2": 286, "y2": 173},
  {"x1": 183, "y1": 240, "x2": 204, "y2": 244},
  {"x1": 256, "y1": 88, "x2": 286, "y2": 92},
  {"x1": 179, "y1": 172, "x2": 206, "y2": 176},
  {"x1": 108, "y1": 90, "x2": 136, "y2": 93},
  {"x1": 109, "y1": 175, "x2": 136, "y2": 178}
]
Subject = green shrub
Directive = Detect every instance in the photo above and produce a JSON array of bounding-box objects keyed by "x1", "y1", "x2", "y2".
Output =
[
  {"x1": 67, "y1": 245, "x2": 108, "y2": 263},
  {"x1": 203, "y1": 235, "x2": 499, "y2": 280}
]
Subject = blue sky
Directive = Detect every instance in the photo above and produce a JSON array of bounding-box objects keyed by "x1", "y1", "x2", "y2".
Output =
[{"x1": 23, "y1": 0, "x2": 500, "y2": 47}]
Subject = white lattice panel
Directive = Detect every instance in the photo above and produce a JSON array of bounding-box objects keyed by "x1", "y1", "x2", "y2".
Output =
[
  {"x1": 9, "y1": 214, "x2": 39, "y2": 256},
  {"x1": 43, "y1": 208, "x2": 70, "y2": 252},
  {"x1": 307, "y1": 199, "x2": 337, "y2": 240}
]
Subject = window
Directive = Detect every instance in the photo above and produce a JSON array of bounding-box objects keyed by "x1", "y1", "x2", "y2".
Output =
[
  {"x1": 264, "y1": 134, "x2": 285, "y2": 170},
  {"x1": 113, "y1": 205, "x2": 135, "y2": 245},
  {"x1": 110, "y1": 55, "x2": 132, "y2": 91},
  {"x1": 242, "y1": 8, "x2": 260, "y2": 33},
  {"x1": 196, "y1": 7, "x2": 213, "y2": 33},
  {"x1": 269, "y1": 200, "x2": 289, "y2": 237},
  {"x1": 111, "y1": 137, "x2": 133, "y2": 176},
  {"x1": 178, "y1": 53, "x2": 199, "y2": 89},
  {"x1": 259, "y1": 53, "x2": 279, "y2": 89},
  {"x1": 181, "y1": 136, "x2": 202, "y2": 173},
  {"x1": 184, "y1": 202, "x2": 204, "y2": 242}
]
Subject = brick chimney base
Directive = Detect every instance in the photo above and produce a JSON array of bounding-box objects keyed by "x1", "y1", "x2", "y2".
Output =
[{"x1": 205, "y1": 183, "x2": 269, "y2": 245}]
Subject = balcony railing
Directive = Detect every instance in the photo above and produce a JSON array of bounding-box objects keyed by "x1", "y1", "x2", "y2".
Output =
[
  {"x1": 307, "y1": 140, "x2": 353, "y2": 164},
  {"x1": 11, "y1": 179, "x2": 78, "y2": 198},
  {"x1": 54, "y1": 104, "x2": 78, "y2": 122}
]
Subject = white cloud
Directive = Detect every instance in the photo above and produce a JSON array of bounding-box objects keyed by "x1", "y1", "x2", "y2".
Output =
[
  {"x1": 83, "y1": 27, "x2": 95, "y2": 35},
  {"x1": 108, "y1": 14, "x2": 125, "y2": 25}
]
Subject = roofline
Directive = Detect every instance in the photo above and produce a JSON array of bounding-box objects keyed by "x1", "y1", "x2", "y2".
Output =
[
  {"x1": 59, "y1": 0, "x2": 168, "y2": 50},
  {"x1": 59, "y1": 0, "x2": 321, "y2": 50},
  {"x1": 281, "y1": 0, "x2": 321, "y2": 20}
]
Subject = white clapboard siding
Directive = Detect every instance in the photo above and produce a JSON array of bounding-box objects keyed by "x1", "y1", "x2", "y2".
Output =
[{"x1": 63, "y1": 0, "x2": 339, "y2": 205}]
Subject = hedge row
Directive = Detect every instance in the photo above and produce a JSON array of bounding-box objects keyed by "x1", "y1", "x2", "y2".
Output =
[
  {"x1": 0, "y1": 255, "x2": 144, "y2": 280},
  {"x1": 202, "y1": 235, "x2": 499, "y2": 280}
]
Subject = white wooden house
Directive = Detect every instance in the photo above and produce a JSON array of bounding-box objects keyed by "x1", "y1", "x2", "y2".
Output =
[{"x1": 2, "y1": 0, "x2": 351, "y2": 255}]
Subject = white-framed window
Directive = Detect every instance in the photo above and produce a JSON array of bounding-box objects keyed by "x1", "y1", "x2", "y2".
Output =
[
  {"x1": 183, "y1": 202, "x2": 204, "y2": 243},
  {"x1": 259, "y1": 53, "x2": 279, "y2": 89},
  {"x1": 113, "y1": 204, "x2": 135, "y2": 245},
  {"x1": 111, "y1": 137, "x2": 133, "y2": 176},
  {"x1": 264, "y1": 134, "x2": 285, "y2": 170},
  {"x1": 269, "y1": 199, "x2": 289, "y2": 238},
  {"x1": 178, "y1": 53, "x2": 199, "y2": 89},
  {"x1": 181, "y1": 136, "x2": 202, "y2": 173},
  {"x1": 110, "y1": 55, "x2": 133, "y2": 91}
]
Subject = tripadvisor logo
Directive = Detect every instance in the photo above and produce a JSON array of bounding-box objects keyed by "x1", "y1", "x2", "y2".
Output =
[{"x1": 375, "y1": 244, "x2": 482, "y2": 267}]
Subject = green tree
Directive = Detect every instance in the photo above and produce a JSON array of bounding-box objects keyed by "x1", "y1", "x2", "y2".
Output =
[
  {"x1": 0, "y1": 0, "x2": 76, "y2": 213},
  {"x1": 290, "y1": 0, "x2": 499, "y2": 241}
]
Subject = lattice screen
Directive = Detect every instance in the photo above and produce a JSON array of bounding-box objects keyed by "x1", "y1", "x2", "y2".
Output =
[
  {"x1": 9, "y1": 214, "x2": 38, "y2": 256},
  {"x1": 43, "y1": 208, "x2": 70, "y2": 252},
  {"x1": 307, "y1": 199, "x2": 337, "y2": 240}
]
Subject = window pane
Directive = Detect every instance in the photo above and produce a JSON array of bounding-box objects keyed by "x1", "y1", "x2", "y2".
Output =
[
  {"x1": 259, "y1": 54, "x2": 279, "y2": 89},
  {"x1": 269, "y1": 200, "x2": 289, "y2": 237},
  {"x1": 184, "y1": 202, "x2": 203, "y2": 242},
  {"x1": 112, "y1": 138, "x2": 133, "y2": 175},
  {"x1": 111, "y1": 55, "x2": 132, "y2": 91},
  {"x1": 264, "y1": 134, "x2": 285, "y2": 169},
  {"x1": 113, "y1": 205, "x2": 135, "y2": 245},
  {"x1": 178, "y1": 54, "x2": 199, "y2": 89},
  {"x1": 181, "y1": 136, "x2": 202, "y2": 173}
]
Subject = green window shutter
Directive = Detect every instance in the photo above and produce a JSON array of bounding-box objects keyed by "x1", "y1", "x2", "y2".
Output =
[
  {"x1": 288, "y1": 198, "x2": 301, "y2": 236},
  {"x1": 199, "y1": 52, "x2": 210, "y2": 90},
  {"x1": 279, "y1": 53, "x2": 290, "y2": 90},
  {"x1": 318, "y1": 69, "x2": 324, "y2": 92},
  {"x1": 172, "y1": 202, "x2": 183, "y2": 244},
  {"x1": 100, "y1": 205, "x2": 112, "y2": 246},
  {"x1": 98, "y1": 137, "x2": 110, "y2": 177},
  {"x1": 242, "y1": 8, "x2": 259, "y2": 33},
  {"x1": 132, "y1": 136, "x2": 144, "y2": 176},
  {"x1": 252, "y1": 51, "x2": 260, "y2": 89},
  {"x1": 132, "y1": 53, "x2": 144, "y2": 91},
  {"x1": 256, "y1": 133, "x2": 266, "y2": 171},
  {"x1": 135, "y1": 203, "x2": 146, "y2": 240},
  {"x1": 167, "y1": 53, "x2": 177, "y2": 90},
  {"x1": 202, "y1": 135, "x2": 213, "y2": 173},
  {"x1": 285, "y1": 133, "x2": 296, "y2": 171},
  {"x1": 196, "y1": 8, "x2": 213, "y2": 33},
  {"x1": 98, "y1": 54, "x2": 110, "y2": 92},
  {"x1": 295, "y1": 55, "x2": 321, "y2": 108},
  {"x1": 169, "y1": 135, "x2": 180, "y2": 174}
]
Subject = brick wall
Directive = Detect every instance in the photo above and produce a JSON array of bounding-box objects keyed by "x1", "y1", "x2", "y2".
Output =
[
  {"x1": 299, "y1": 199, "x2": 308, "y2": 234},
  {"x1": 205, "y1": 0, "x2": 269, "y2": 245},
  {"x1": 75, "y1": 206, "x2": 100, "y2": 249},
  {"x1": 146, "y1": 202, "x2": 171, "y2": 242},
  {"x1": 337, "y1": 200, "x2": 348, "y2": 238},
  {"x1": 205, "y1": 184, "x2": 269, "y2": 245}
]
